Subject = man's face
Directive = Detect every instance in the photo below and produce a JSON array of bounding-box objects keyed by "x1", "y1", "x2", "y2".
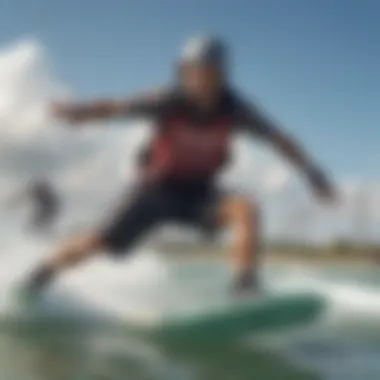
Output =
[{"x1": 180, "y1": 63, "x2": 224, "y2": 99}]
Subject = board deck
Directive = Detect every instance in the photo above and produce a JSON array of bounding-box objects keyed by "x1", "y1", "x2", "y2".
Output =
[{"x1": 131, "y1": 292, "x2": 326, "y2": 344}]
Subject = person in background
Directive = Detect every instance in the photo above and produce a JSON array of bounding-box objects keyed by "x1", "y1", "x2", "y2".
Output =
[{"x1": 6, "y1": 179, "x2": 61, "y2": 236}]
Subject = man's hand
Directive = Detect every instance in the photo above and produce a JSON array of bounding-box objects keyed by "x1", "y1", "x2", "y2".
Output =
[{"x1": 307, "y1": 166, "x2": 337, "y2": 204}]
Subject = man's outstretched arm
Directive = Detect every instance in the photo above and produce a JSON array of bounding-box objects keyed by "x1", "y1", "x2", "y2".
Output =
[
  {"x1": 52, "y1": 87, "x2": 173, "y2": 124},
  {"x1": 240, "y1": 100, "x2": 336, "y2": 201}
]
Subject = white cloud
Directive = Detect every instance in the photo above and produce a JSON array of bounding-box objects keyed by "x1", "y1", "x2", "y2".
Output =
[
  {"x1": 262, "y1": 161, "x2": 293, "y2": 193},
  {"x1": 0, "y1": 39, "x2": 65, "y2": 141}
]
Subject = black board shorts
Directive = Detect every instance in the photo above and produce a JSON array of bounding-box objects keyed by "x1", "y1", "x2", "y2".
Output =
[{"x1": 100, "y1": 180, "x2": 221, "y2": 255}]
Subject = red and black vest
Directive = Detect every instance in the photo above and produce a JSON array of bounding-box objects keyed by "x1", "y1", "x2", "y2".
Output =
[
  {"x1": 152, "y1": 114, "x2": 231, "y2": 179},
  {"x1": 143, "y1": 91, "x2": 237, "y2": 182}
]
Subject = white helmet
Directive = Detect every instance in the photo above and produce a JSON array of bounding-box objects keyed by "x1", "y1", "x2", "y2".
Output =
[{"x1": 180, "y1": 35, "x2": 228, "y2": 71}]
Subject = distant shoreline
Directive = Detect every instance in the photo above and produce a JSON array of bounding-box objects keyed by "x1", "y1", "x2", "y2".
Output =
[
  {"x1": 266, "y1": 251, "x2": 380, "y2": 267},
  {"x1": 157, "y1": 244, "x2": 380, "y2": 267}
]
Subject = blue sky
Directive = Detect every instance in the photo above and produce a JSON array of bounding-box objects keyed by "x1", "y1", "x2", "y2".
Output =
[{"x1": 1, "y1": 0, "x2": 379, "y2": 180}]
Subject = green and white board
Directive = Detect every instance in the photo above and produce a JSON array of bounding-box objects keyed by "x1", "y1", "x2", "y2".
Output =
[
  {"x1": 130, "y1": 292, "x2": 325, "y2": 344},
  {"x1": 4, "y1": 285, "x2": 325, "y2": 345}
]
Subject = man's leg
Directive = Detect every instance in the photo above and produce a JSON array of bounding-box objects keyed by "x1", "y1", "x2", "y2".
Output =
[
  {"x1": 27, "y1": 233, "x2": 103, "y2": 292},
  {"x1": 27, "y1": 185, "x2": 168, "y2": 293},
  {"x1": 170, "y1": 183, "x2": 260, "y2": 291},
  {"x1": 216, "y1": 194, "x2": 261, "y2": 291}
]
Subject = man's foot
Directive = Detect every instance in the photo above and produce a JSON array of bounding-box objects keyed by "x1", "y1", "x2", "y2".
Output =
[
  {"x1": 232, "y1": 271, "x2": 261, "y2": 297},
  {"x1": 23, "y1": 264, "x2": 54, "y2": 298},
  {"x1": 11, "y1": 266, "x2": 54, "y2": 310}
]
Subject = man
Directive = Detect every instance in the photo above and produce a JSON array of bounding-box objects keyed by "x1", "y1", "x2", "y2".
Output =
[
  {"x1": 6, "y1": 179, "x2": 60, "y2": 236},
  {"x1": 26, "y1": 35, "x2": 335, "y2": 295}
]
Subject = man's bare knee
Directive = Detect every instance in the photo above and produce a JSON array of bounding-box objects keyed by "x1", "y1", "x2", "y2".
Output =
[{"x1": 221, "y1": 195, "x2": 260, "y2": 227}]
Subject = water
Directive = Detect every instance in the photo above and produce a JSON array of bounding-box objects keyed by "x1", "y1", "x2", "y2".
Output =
[{"x1": 0, "y1": 236, "x2": 380, "y2": 380}]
